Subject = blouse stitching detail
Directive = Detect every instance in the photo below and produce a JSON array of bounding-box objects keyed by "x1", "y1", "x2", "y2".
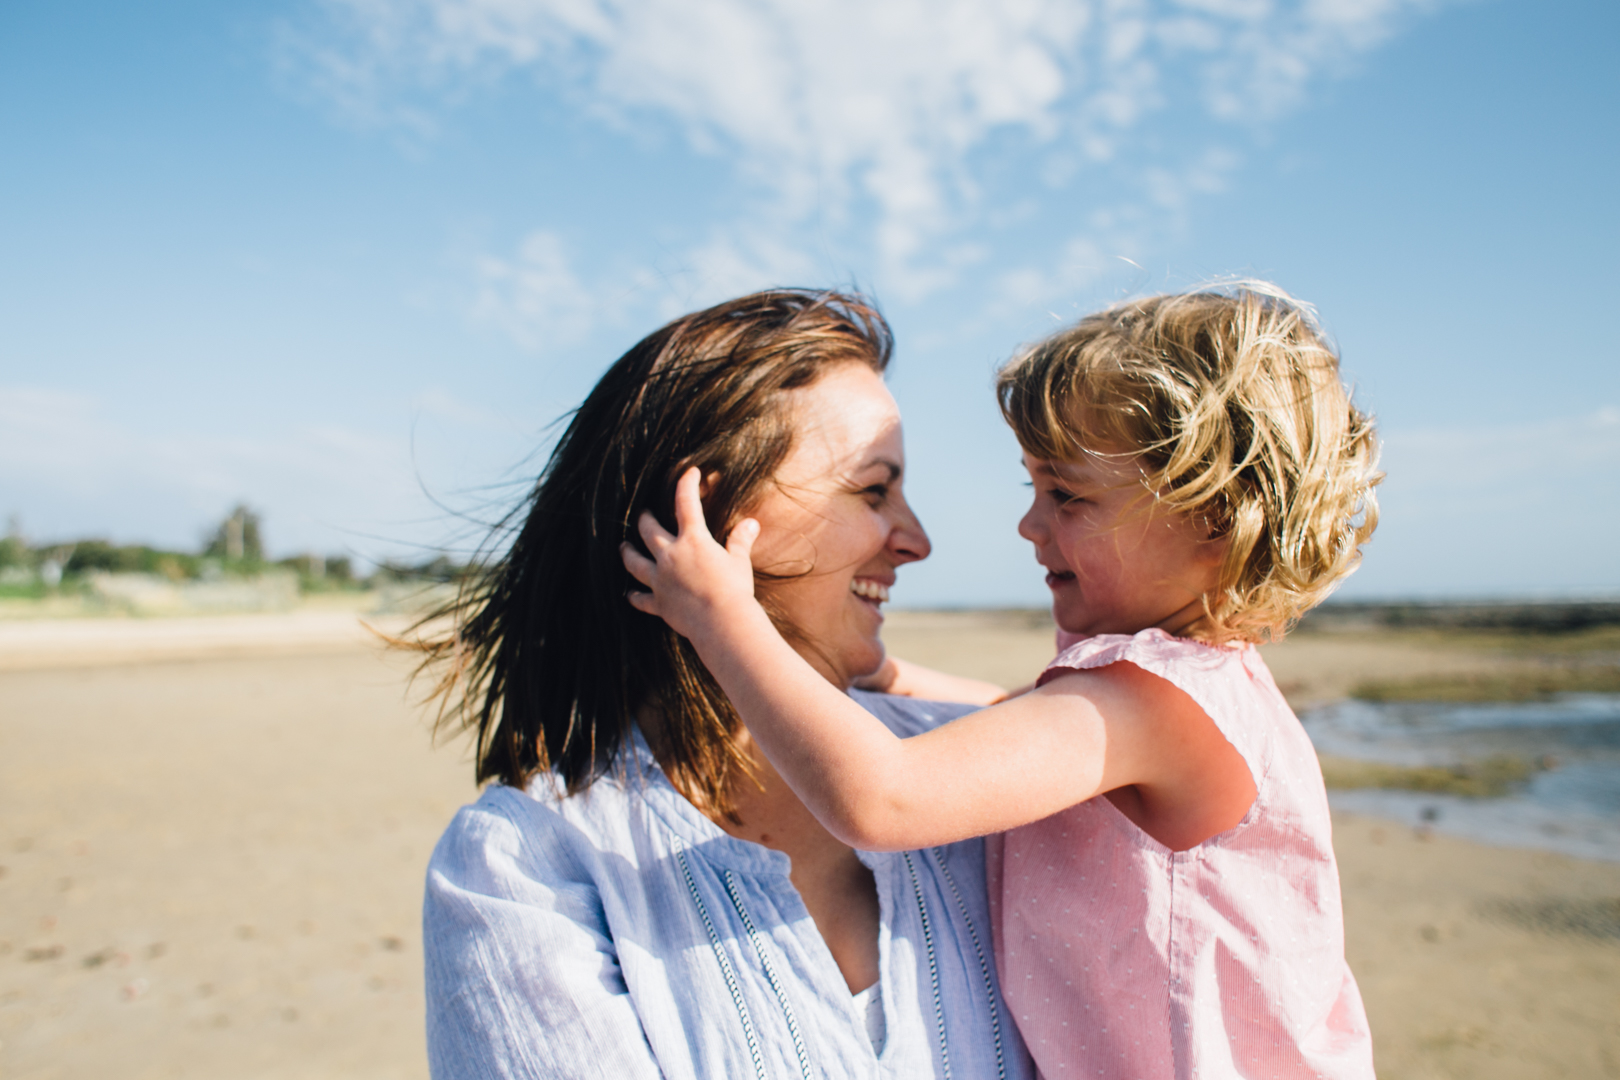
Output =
[
  {"x1": 929, "y1": 847, "x2": 1006, "y2": 1080},
  {"x1": 673, "y1": 838, "x2": 767, "y2": 1080},
  {"x1": 723, "y1": 869, "x2": 814, "y2": 1080},
  {"x1": 903, "y1": 851, "x2": 951, "y2": 1080}
]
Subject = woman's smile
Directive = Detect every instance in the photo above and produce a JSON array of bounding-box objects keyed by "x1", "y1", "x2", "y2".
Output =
[{"x1": 849, "y1": 577, "x2": 892, "y2": 605}]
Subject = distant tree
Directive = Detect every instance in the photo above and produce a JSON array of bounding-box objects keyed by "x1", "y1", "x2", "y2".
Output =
[
  {"x1": 0, "y1": 533, "x2": 25, "y2": 570},
  {"x1": 64, "y1": 539, "x2": 130, "y2": 573},
  {"x1": 38, "y1": 543, "x2": 76, "y2": 587},
  {"x1": 61, "y1": 541, "x2": 198, "y2": 577},
  {"x1": 274, "y1": 551, "x2": 362, "y2": 592},
  {"x1": 205, "y1": 505, "x2": 264, "y2": 562},
  {"x1": 375, "y1": 554, "x2": 469, "y2": 584}
]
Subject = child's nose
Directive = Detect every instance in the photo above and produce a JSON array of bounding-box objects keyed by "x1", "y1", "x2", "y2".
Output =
[{"x1": 1017, "y1": 503, "x2": 1046, "y2": 544}]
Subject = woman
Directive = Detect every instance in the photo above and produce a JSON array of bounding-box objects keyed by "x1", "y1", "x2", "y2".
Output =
[{"x1": 419, "y1": 290, "x2": 1034, "y2": 1079}]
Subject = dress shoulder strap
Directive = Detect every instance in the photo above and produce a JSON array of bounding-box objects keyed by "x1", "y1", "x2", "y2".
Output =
[{"x1": 1039, "y1": 628, "x2": 1278, "y2": 792}]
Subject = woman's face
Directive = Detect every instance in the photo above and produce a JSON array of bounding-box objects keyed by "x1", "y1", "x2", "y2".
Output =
[{"x1": 746, "y1": 363, "x2": 930, "y2": 689}]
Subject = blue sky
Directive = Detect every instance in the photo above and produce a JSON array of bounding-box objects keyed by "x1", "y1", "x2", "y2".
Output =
[{"x1": 2, "y1": 0, "x2": 1616, "y2": 605}]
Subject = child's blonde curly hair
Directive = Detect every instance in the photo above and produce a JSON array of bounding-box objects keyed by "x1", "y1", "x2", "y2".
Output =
[{"x1": 996, "y1": 281, "x2": 1381, "y2": 644}]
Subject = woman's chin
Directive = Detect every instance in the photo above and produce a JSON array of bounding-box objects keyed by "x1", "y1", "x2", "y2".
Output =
[
  {"x1": 850, "y1": 593, "x2": 886, "y2": 624},
  {"x1": 838, "y1": 643, "x2": 888, "y2": 691}
]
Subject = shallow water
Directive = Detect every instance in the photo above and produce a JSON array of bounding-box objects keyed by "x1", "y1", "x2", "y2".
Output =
[{"x1": 1300, "y1": 694, "x2": 1620, "y2": 862}]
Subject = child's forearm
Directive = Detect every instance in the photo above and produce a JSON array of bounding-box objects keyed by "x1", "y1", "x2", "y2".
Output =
[
  {"x1": 619, "y1": 468, "x2": 1112, "y2": 848},
  {"x1": 684, "y1": 602, "x2": 924, "y2": 849},
  {"x1": 692, "y1": 606, "x2": 1118, "y2": 849}
]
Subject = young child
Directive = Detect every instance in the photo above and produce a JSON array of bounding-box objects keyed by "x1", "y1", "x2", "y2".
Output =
[{"x1": 622, "y1": 282, "x2": 1382, "y2": 1079}]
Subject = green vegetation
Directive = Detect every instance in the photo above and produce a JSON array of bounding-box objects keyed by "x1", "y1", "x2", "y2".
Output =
[
  {"x1": 1298, "y1": 603, "x2": 1620, "y2": 669},
  {"x1": 1318, "y1": 753, "x2": 1545, "y2": 798},
  {"x1": 202, "y1": 504, "x2": 264, "y2": 562},
  {"x1": 275, "y1": 553, "x2": 362, "y2": 593},
  {"x1": 0, "y1": 579, "x2": 47, "y2": 600},
  {"x1": 0, "y1": 507, "x2": 457, "y2": 600},
  {"x1": 372, "y1": 555, "x2": 476, "y2": 585},
  {"x1": 63, "y1": 539, "x2": 204, "y2": 580},
  {"x1": 1351, "y1": 667, "x2": 1620, "y2": 703},
  {"x1": 0, "y1": 530, "x2": 27, "y2": 570},
  {"x1": 1302, "y1": 599, "x2": 1620, "y2": 636}
]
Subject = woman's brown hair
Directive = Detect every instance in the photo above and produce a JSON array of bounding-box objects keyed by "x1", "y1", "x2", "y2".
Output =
[{"x1": 414, "y1": 289, "x2": 891, "y2": 817}]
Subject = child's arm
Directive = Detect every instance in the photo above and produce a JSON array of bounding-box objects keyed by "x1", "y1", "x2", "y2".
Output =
[
  {"x1": 622, "y1": 470, "x2": 1228, "y2": 851},
  {"x1": 852, "y1": 656, "x2": 1009, "y2": 705}
]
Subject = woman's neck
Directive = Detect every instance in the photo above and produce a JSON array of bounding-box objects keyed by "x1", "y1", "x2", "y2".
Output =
[{"x1": 636, "y1": 704, "x2": 849, "y2": 851}]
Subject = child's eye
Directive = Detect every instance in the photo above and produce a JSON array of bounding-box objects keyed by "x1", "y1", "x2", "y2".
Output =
[{"x1": 1024, "y1": 479, "x2": 1083, "y2": 505}]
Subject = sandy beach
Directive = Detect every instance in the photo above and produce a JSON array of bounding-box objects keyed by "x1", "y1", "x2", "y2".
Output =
[{"x1": 1, "y1": 611, "x2": 1616, "y2": 1079}]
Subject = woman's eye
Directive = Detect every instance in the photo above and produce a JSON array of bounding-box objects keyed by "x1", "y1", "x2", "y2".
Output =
[{"x1": 862, "y1": 484, "x2": 890, "y2": 504}]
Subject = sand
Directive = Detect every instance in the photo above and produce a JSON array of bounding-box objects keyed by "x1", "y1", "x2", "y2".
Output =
[
  {"x1": 0, "y1": 648, "x2": 461, "y2": 1080},
  {"x1": 1, "y1": 612, "x2": 1617, "y2": 1079}
]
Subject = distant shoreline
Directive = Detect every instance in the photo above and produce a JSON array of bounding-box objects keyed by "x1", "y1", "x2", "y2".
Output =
[
  {"x1": 1300, "y1": 598, "x2": 1620, "y2": 633},
  {"x1": 890, "y1": 598, "x2": 1620, "y2": 634}
]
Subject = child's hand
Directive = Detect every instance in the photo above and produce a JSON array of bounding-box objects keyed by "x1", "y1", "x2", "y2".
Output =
[{"x1": 620, "y1": 467, "x2": 762, "y2": 644}]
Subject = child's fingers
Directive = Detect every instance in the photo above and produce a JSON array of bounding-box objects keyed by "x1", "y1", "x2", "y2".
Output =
[
  {"x1": 725, "y1": 517, "x2": 760, "y2": 561},
  {"x1": 624, "y1": 588, "x2": 659, "y2": 615},
  {"x1": 636, "y1": 509, "x2": 675, "y2": 553},
  {"x1": 672, "y1": 467, "x2": 713, "y2": 540},
  {"x1": 620, "y1": 542, "x2": 655, "y2": 586}
]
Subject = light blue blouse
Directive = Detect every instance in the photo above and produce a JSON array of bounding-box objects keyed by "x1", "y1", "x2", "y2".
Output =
[{"x1": 423, "y1": 691, "x2": 1035, "y2": 1080}]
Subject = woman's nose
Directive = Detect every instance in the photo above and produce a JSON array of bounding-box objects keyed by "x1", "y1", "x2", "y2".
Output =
[{"x1": 888, "y1": 498, "x2": 932, "y2": 564}]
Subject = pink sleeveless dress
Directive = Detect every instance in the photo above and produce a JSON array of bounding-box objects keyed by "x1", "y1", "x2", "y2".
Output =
[{"x1": 986, "y1": 629, "x2": 1373, "y2": 1079}]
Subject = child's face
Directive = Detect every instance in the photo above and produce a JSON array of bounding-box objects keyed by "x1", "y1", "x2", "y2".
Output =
[{"x1": 1019, "y1": 451, "x2": 1226, "y2": 639}]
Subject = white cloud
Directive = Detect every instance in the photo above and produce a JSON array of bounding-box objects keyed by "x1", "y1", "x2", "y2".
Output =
[
  {"x1": 473, "y1": 222, "x2": 837, "y2": 349},
  {"x1": 288, "y1": 0, "x2": 1447, "y2": 299},
  {"x1": 632, "y1": 225, "x2": 823, "y2": 318},
  {"x1": 473, "y1": 230, "x2": 597, "y2": 350}
]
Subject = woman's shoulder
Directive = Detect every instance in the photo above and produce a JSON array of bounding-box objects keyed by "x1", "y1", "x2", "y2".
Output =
[
  {"x1": 430, "y1": 773, "x2": 651, "y2": 884},
  {"x1": 431, "y1": 783, "x2": 582, "y2": 882}
]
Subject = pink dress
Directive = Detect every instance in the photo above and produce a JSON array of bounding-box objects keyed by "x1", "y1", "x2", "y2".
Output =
[{"x1": 986, "y1": 629, "x2": 1373, "y2": 1079}]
